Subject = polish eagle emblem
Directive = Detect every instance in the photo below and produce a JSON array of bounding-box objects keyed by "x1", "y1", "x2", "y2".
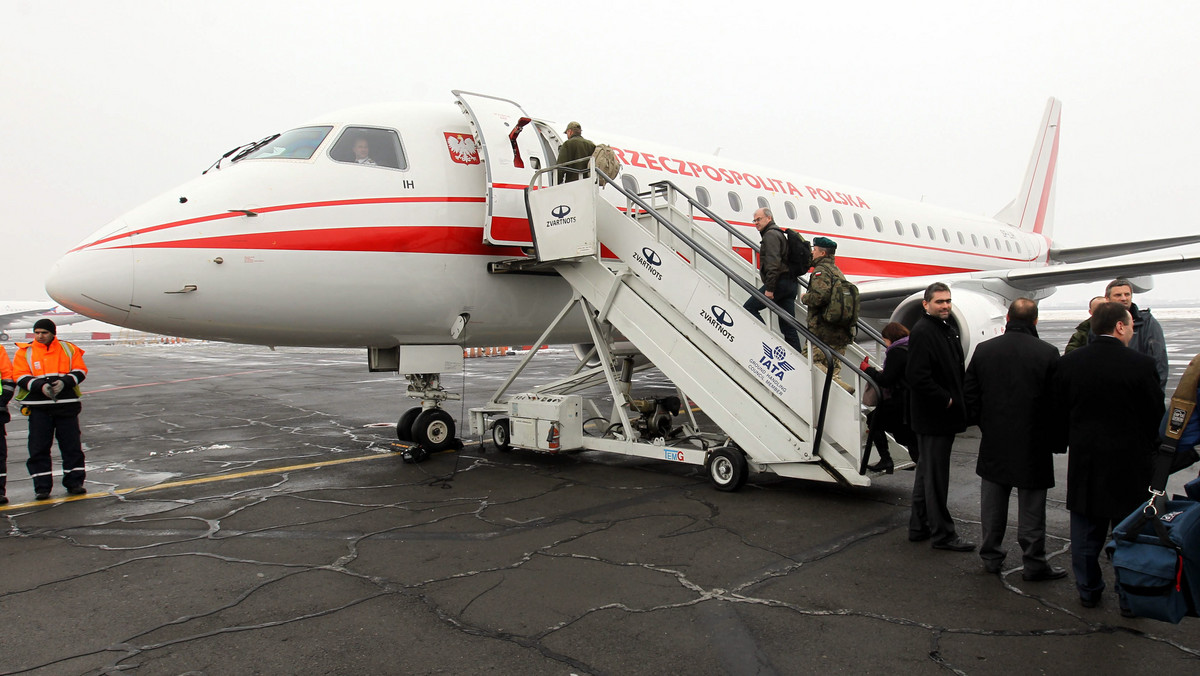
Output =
[{"x1": 444, "y1": 133, "x2": 480, "y2": 165}]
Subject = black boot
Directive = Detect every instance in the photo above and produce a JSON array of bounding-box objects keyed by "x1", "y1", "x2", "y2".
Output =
[{"x1": 867, "y1": 448, "x2": 894, "y2": 474}]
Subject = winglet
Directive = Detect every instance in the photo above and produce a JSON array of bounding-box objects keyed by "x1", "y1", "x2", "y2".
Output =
[{"x1": 994, "y1": 98, "x2": 1062, "y2": 238}]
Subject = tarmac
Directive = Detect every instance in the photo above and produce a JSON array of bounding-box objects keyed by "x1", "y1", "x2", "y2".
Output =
[{"x1": 1, "y1": 317, "x2": 1198, "y2": 675}]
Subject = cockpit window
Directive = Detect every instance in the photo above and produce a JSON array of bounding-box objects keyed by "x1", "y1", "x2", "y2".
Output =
[
  {"x1": 329, "y1": 126, "x2": 407, "y2": 170},
  {"x1": 243, "y1": 126, "x2": 332, "y2": 160}
]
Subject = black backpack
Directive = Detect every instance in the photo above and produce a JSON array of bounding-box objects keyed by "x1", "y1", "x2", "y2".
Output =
[{"x1": 784, "y1": 229, "x2": 813, "y2": 276}]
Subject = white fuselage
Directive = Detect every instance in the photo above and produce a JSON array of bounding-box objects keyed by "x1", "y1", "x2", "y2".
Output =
[{"x1": 46, "y1": 101, "x2": 1048, "y2": 348}]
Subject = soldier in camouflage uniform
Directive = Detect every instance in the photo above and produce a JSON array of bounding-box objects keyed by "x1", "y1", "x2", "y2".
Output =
[{"x1": 801, "y1": 237, "x2": 854, "y2": 377}]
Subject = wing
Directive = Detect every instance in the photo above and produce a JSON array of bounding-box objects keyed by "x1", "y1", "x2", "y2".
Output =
[
  {"x1": 0, "y1": 306, "x2": 54, "y2": 331},
  {"x1": 856, "y1": 251, "x2": 1200, "y2": 316}
]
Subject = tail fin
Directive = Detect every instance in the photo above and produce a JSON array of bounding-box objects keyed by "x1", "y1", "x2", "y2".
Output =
[{"x1": 994, "y1": 97, "x2": 1061, "y2": 238}]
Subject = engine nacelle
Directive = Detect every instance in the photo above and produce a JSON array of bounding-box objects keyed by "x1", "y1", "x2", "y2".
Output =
[{"x1": 889, "y1": 288, "x2": 1008, "y2": 363}]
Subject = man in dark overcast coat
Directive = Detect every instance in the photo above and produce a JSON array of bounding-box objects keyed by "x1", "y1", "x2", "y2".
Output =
[
  {"x1": 1053, "y1": 301, "x2": 1164, "y2": 611},
  {"x1": 964, "y1": 298, "x2": 1067, "y2": 580},
  {"x1": 905, "y1": 282, "x2": 974, "y2": 552}
]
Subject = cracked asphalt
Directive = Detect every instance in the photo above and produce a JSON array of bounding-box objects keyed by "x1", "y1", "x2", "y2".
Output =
[{"x1": 1, "y1": 318, "x2": 1197, "y2": 675}]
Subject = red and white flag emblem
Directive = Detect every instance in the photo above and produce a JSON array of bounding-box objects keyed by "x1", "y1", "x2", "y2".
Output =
[{"x1": 444, "y1": 133, "x2": 480, "y2": 165}]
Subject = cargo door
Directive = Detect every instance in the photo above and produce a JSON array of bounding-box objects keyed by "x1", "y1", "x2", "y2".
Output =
[{"x1": 453, "y1": 90, "x2": 558, "y2": 246}]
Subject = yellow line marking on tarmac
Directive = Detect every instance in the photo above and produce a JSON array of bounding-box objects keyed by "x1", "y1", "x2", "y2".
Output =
[{"x1": 0, "y1": 447, "x2": 416, "y2": 510}]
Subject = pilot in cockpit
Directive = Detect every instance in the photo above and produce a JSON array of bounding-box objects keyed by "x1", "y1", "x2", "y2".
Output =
[{"x1": 353, "y1": 138, "x2": 376, "y2": 166}]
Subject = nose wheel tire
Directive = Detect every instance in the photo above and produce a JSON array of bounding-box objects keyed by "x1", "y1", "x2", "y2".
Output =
[
  {"x1": 492, "y1": 418, "x2": 512, "y2": 452},
  {"x1": 412, "y1": 408, "x2": 456, "y2": 452},
  {"x1": 396, "y1": 407, "x2": 422, "y2": 442},
  {"x1": 706, "y1": 447, "x2": 748, "y2": 492}
]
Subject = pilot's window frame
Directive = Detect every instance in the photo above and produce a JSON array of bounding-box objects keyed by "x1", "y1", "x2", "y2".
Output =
[
  {"x1": 695, "y1": 186, "x2": 711, "y2": 208},
  {"x1": 329, "y1": 126, "x2": 408, "y2": 170},
  {"x1": 809, "y1": 205, "x2": 822, "y2": 224},
  {"x1": 784, "y1": 201, "x2": 797, "y2": 220},
  {"x1": 727, "y1": 191, "x2": 742, "y2": 212},
  {"x1": 243, "y1": 126, "x2": 333, "y2": 161}
]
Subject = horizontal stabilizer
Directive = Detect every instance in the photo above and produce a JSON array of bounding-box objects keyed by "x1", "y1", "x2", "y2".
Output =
[
  {"x1": 1002, "y1": 253, "x2": 1200, "y2": 290},
  {"x1": 1048, "y1": 234, "x2": 1200, "y2": 263}
]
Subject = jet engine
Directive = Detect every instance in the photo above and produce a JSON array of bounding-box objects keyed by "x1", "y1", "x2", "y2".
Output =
[{"x1": 889, "y1": 287, "x2": 1009, "y2": 362}]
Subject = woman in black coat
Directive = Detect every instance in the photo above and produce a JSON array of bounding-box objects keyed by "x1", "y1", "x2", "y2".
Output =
[{"x1": 862, "y1": 322, "x2": 917, "y2": 473}]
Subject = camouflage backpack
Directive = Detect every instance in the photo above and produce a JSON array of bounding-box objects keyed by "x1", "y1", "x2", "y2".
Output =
[
  {"x1": 592, "y1": 144, "x2": 621, "y2": 180},
  {"x1": 821, "y1": 273, "x2": 860, "y2": 328}
]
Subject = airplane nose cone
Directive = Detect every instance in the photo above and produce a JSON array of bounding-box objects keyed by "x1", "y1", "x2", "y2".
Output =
[{"x1": 45, "y1": 246, "x2": 134, "y2": 326}]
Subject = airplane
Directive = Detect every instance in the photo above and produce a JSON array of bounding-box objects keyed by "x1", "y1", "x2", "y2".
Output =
[
  {"x1": 43, "y1": 91, "x2": 1200, "y2": 455},
  {"x1": 0, "y1": 301, "x2": 88, "y2": 341}
]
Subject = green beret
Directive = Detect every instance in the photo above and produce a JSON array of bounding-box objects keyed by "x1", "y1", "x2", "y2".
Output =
[{"x1": 813, "y1": 236, "x2": 837, "y2": 250}]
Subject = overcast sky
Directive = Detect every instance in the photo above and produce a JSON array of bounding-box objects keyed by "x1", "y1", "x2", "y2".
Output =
[{"x1": 4, "y1": 0, "x2": 1198, "y2": 309}]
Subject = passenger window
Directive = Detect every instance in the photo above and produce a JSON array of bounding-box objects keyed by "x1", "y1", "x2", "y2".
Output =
[
  {"x1": 911, "y1": 223, "x2": 920, "y2": 238},
  {"x1": 244, "y1": 126, "x2": 333, "y2": 161},
  {"x1": 853, "y1": 214, "x2": 864, "y2": 230},
  {"x1": 873, "y1": 216, "x2": 883, "y2": 232},
  {"x1": 1005, "y1": 240, "x2": 1013, "y2": 252},
  {"x1": 728, "y1": 191, "x2": 742, "y2": 212},
  {"x1": 329, "y1": 126, "x2": 407, "y2": 169},
  {"x1": 994, "y1": 238, "x2": 1001, "y2": 250},
  {"x1": 984, "y1": 238, "x2": 991, "y2": 249},
  {"x1": 941, "y1": 228, "x2": 950, "y2": 242},
  {"x1": 784, "y1": 201, "x2": 797, "y2": 220},
  {"x1": 621, "y1": 175, "x2": 640, "y2": 194},
  {"x1": 809, "y1": 205, "x2": 822, "y2": 224},
  {"x1": 927, "y1": 225, "x2": 936, "y2": 240},
  {"x1": 971, "y1": 234, "x2": 979, "y2": 247},
  {"x1": 757, "y1": 197, "x2": 771, "y2": 210},
  {"x1": 894, "y1": 220, "x2": 903, "y2": 235},
  {"x1": 696, "y1": 186, "x2": 711, "y2": 208},
  {"x1": 833, "y1": 210, "x2": 844, "y2": 227},
  {"x1": 957, "y1": 232, "x2": 965, "y2": 245}
]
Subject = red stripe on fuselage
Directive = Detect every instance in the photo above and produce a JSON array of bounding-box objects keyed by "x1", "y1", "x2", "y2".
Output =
[
  {"x1": 107, "y1": 225, "x2": 527, "y2": 257},
  {"x1": 72, "y1": 196, "x2": 487, "y2": 253}
]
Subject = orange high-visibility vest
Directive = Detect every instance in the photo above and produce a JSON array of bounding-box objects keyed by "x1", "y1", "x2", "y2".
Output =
[{"x1": 14, "y1": 339, "x2": 87, "y2": 403}]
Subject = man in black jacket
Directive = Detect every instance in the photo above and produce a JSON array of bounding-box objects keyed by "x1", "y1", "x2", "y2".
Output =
[
  {"x1": 964, "y1": 298, "x2": 1066, "y2": 579},
  {"x1": 1053, "y1": 301, "x2": 1164, "y2": 611},
  {"x1": 905, "y1": 282, "x2": 974, "y2": 552},
  {"x1": 742, "y1": 208, "x2": 800, "y2": 351}
]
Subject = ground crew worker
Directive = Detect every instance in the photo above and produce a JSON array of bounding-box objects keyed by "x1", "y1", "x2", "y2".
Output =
[
  {"x1": 801, "y1": 236, "x2": 854, "y2": 379},
  {"x1": 14, "y1": 319, "x2": 89, "y2": 499},
  {"x1": 556, "y1": 121, "x2": 596, "y2": 183},
  {"x1": 0, "y1": 344, "x2": 13, "y2": 504}
]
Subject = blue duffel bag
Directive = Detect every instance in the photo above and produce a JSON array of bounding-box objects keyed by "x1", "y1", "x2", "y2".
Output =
[{"x1": 1107, "y1": 499, "x2": 1200, "y2": 623}]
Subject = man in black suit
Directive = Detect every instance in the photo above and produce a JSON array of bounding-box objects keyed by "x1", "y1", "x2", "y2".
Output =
[
  {"x1": 905, "y1": 282, "x2": 974, "y2": 552},
  {"x1": 964, "y1": 298, "x2": 1067, "y2": 579},
  {"x1": 1053, "y1": 301, "x2": 1164, "y2": 611}
]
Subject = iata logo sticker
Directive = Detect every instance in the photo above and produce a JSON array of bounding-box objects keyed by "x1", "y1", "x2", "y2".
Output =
[
  {"x1": 748, "y1": 342, "x2": 794, "y2": 396},
  {"x1": 631, "y1": 247, "x2": 663, "y2": 280},
  {"x1": 700, "y1": 304, "x2": 735, "y2": 343},
  {"x1": 444, "y1": 133, "x2": 480, "y2": 165}
]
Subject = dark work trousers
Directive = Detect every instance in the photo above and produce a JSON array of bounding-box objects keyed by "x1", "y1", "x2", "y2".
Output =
[
  {"x1": 1070, "y1": 512, "x2": 1127, "y2": 608},
  {"x1": 910, "y1": 434, "x2": 958, "y2": 544},
  {"x1": 26, "y1": 402, "x2": 85, "y2": 493},
  {"x1": 743, "y1": 276, "x2": 801, "y2": 352},
  {"x1": 0, "y1": 419, "x2": 7, "y2": 495},
  {"x1": 979, "y1": 479, "x2": 1051, "y2": 572}
]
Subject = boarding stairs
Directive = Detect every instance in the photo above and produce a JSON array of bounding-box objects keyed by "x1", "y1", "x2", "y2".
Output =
[{"x1": 486, "y1": 166, "x2": 893, "y2": 487}]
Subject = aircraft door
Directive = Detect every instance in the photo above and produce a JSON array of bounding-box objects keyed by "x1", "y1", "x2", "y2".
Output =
[{"x1": 453, "y1": 90, "x2": 555, "y2": 247}]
